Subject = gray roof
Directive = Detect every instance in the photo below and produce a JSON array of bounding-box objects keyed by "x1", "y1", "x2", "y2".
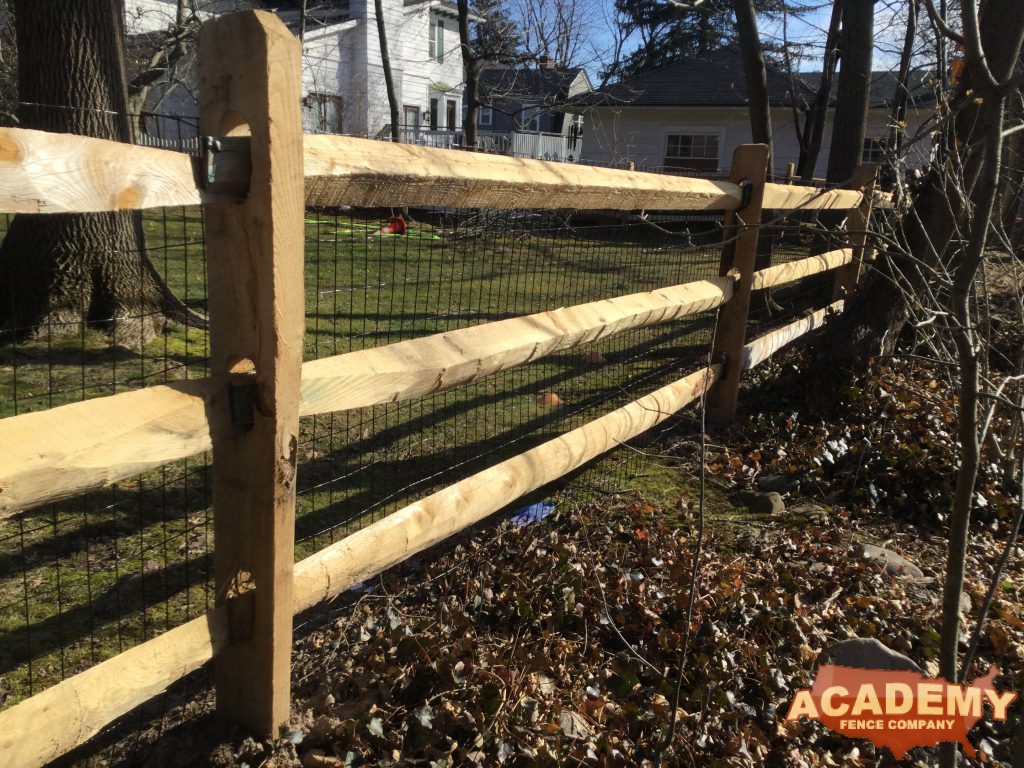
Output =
[
  {"x1": 577, "y1": 50, "x2": 938, "y2": 110},
  {"x1": 478, "y1": 66, "x2": 586, "y2": 106},
  {"x1": 583, "y1": 51, "x2": 810, "y2": 108},
  {"x1": 801, "y1": 69, "x2": 939, "y2": 108}
]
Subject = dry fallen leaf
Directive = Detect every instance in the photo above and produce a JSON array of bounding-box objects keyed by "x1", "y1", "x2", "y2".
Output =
[{"x1": 536, "y1": 391, "x2": 563, "y2": 407}]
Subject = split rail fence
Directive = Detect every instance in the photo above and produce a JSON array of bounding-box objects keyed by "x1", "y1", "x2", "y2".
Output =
[{"x1": 0, "y1": 11, "x2": 880, "y2": 768}]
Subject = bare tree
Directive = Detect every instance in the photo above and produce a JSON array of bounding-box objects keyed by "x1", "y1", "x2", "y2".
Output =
[
  {"x1": 796, "y1": 1, "x2": 842, "y2": 179},
  {"x1": 374, "y1": 0, "x2": 400, "y2": 142},
  {"x1": 458, "y1": 0, "x2": 480, "y2": 147},
  {"x1": 513, "y1": 0, "x2": 588, "y2": 66},
  {"x1": 826, "y1": 0, "x2": 874, "y2": 183},
  {"x1": 817, "y1": 9, "x2": 1024, "y2": 765},
  {"x1": 732, "y1": 0, "x2": 773, "y2": 167},
  {"x1": 888, "y1": 0, "x2": 919, "y2": 159},
  {"x1": 0, "y1": 0, "x2": 201, "y2": 344}
]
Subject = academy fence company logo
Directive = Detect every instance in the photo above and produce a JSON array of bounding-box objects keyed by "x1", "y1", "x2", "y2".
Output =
[{"x1": 785, "y1": 664, "x2": 1017, "y2": 758}]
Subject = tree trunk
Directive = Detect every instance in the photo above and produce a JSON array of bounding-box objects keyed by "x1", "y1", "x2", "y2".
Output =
[
  {"x1": 374, "y1": 0, "x2": 400, "y2": 143},
  {"x1": 458, "y1": 0, "x2": 479, "y2": 148},
  {"x1": 826, "y1": 0, "x2": 874, "y2": 184},
  {"x1": 732, "y1": 0, "x2": 772, "y2": 172},
  {"x1": 0, "y1": 0, "x2": 172, "y2": 345},
  {"x1": 822, "y1": 0, "x2": 1024, "y2": 362},
  {"x1": 888, "y1": 0, "x2": 918, "y2": 159},
  {"x1": 798, "y1": 0, "x2": 842, "y2": 180}
]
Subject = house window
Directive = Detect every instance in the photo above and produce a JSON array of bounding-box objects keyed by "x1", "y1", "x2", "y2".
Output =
[
  {"x1": 402, "y1": 105, "x2": 420, "y2": 142},
  {"x1": 664, "y1": 133, "x2": 719, "y2": 171},
  {"x1": 568, "y1": 113, "x2": 583, "y2": 149},
  {"x1": 478, "y1": 107, "x2": 493, "y2": 127},
  {"x1": 429, "y1": 98, "x2": 438, "y2": 129},
  {"x1": 862, "y1": 138, "x2": 886, "y2": 163},
  {"x1": 302, "y1": 92, "x2": 343, "y2": 134},
  {"x1": 429, "y1": 20, "x2": 444, "y2": 62},
  {"x1": 519, "y1": 104, "x2": 541, "y2": 132}
]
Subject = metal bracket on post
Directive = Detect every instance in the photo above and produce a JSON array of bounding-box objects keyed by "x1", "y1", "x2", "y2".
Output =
[
  {"x1": 198, "y1": 136, "x2": 252, "y2": 199},
  {"x1": 737, "y1": 179, "x2": 754, "y2": 211}
]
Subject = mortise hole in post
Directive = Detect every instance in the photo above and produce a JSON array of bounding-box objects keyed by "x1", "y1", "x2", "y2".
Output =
[
  {"x1": 219, "y1": 110, "x2": 251, "y2": 137},
  {"x1": 228, "y1": 356, "x2": 256, "y2": 375}
]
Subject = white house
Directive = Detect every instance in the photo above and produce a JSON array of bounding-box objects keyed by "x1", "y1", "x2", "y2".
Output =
[
  {"x1": 124, "y1": 0, "x2": 473, "y2": 141},
  {"x1": 575, "y1": 50, "x2": 936, "y2": 180}
]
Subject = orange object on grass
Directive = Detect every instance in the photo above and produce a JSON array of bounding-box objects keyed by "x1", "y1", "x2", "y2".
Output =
[{"x1": 372, "y1": 215, "x2": 407, "y2": 237}]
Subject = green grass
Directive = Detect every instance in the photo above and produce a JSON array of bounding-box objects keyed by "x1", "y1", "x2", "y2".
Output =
[{"x1": 0, "y1": 208, "x2": 732, "y2": 707}]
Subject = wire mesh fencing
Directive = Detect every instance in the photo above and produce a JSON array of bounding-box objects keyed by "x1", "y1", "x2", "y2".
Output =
[{"x1": 0, "y1": 113, "x2": 859, "y2": 765}]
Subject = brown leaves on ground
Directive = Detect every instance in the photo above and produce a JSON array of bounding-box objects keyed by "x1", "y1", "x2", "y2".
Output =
[
  {"x1": 257, "y1": 489, "x2": 1020, "y2": 767},
  {"x1": 200, "y1": 352, "x2": 1021, "y2": 768}
]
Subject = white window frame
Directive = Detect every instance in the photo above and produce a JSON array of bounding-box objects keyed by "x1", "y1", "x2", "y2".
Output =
[
  {"x1": 664, "y1": 131, "x2": 721, "y2": 164},
  {"x1": 479, "y1": 106, "x2": 493, "y2": 127},
  {"x1": 519, "y1": 103, "x2": 541, "y2": 132},
  {"x1": 432, "y1": 20, "x2": 444, "y2": 63},
  {"x1": 862, "y1": 137, "x2": 886, "y2": 163}
]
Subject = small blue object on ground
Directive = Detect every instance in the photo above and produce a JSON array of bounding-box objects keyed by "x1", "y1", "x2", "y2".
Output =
[{"x1": 510, "y1": 501, "x2": 556, "y2": 527}]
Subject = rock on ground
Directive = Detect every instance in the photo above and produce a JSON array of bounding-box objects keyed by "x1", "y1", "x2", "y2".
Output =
[{"x1": 817, "y1": 637, "x2": 922, "y2": 672}]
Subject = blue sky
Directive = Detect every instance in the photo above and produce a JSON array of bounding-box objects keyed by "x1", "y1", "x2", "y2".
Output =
[{"x1": 578, "y1": 1, "x2": 910, "y2": 82}]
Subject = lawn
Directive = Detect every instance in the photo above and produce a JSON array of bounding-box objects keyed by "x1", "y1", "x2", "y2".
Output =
[{"x1": 0, "y1": 207, "x2": 739, "y2": 708}]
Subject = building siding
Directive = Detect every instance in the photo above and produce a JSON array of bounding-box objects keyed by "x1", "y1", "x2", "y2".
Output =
[{"x1": 581, "y1": 103, "x2": 932, "y2": 179}]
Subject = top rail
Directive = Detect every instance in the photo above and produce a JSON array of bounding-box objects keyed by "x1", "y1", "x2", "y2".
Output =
[{"x1": 0, "y1": 127, "x2": 863, "y2": 215}]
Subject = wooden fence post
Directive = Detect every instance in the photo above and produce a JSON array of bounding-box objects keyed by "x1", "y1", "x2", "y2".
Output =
[
  {"x1": 199, "y1": 11, "x2": 304, "y2": 736},
  {"x1": 832, "y1": 164, "x2": 878, "y2": 300},
  {"x1": 707, "y1": 144, "x2": 770, "y2": 423}
]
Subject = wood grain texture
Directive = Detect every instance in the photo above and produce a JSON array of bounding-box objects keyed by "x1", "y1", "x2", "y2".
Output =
[
  {"x1": 761, "y1": 183, "x2": 863, "y2": 211},
  {"x1": 751, "y1": 248, "x2": 853, "y2": 290},
  {"x1": 0, "y1": 608, "x2": 230, "y2": 768},
  {"x1": 303, "y1": 134, "x2": 744, "y2": 210},
  {"x1": 200, "y1": 10, "x2": 304, "y2": 735},
  {"x1": 0, "y1": 127, "x2": 203, "y2": 213},
  {"x1": 292, "y1": 364, "x2": 721, "y2": 612},
  {"x1": 741, "y1": 302, "x2": 844, "y2": 370},
  {"x1": 299, "y1": 276, "x2": 734, "y2": 417},
  {"x1": 0, "y1": 129, "x2": 862, "y2": 215},
  {"x1": 0, "y1": 379, "x2": 215, "y2": 516},
  {"x1": 0, "y1": 277, "x2": 732, "y2": 518},
  {"x1": 708, "y1": 144, "x2": 769, "y2": 423}
]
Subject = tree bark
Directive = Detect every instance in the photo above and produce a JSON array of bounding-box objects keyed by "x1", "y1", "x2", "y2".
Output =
[
  {"x1": 798, "y1": 0, "x2": 842, "y2": 180},
  {"x1": 374, "y1": 0, "x2": 400, "y2": 143},
  {"x1": 826, "y1": 0, "x2": 874, "y2": 184},
  {"x1": 732, "y1": 0, "x2": 772, "y2": 171},
  {"x1": 458, "y1": 0, "x2": 479, "y2": 148},
  {"x1": 0, "y1": 0, "x2": 179, "y2": 344}
]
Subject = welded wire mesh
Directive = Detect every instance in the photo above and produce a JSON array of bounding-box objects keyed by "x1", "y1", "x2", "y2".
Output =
[
  {"x1": 294, "y1": 207, "x2": 725, "y2": 557},
  {"x1": 0, "y1": 110, "x2": 216, "y2": 756},
  {"x1": 745, "y1": 206, "x2": 857, "y2": 340}
]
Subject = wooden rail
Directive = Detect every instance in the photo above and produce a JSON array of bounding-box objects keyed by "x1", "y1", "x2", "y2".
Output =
[
  {"x1": 0, "y1": 276, "x2": 733, "y2": 517},
  {"x1": 0, "y1": 609, "x2": 231, "y2": 768},
  {"x1": 0, "y1": 127, "x2": 862, "y2": 215},
  {"x1": 751, "y1": 248, "x2": 853, "y2": 290},
  {"x1": 741, "y1": 302, "x2": 842, "y2": 370}
]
